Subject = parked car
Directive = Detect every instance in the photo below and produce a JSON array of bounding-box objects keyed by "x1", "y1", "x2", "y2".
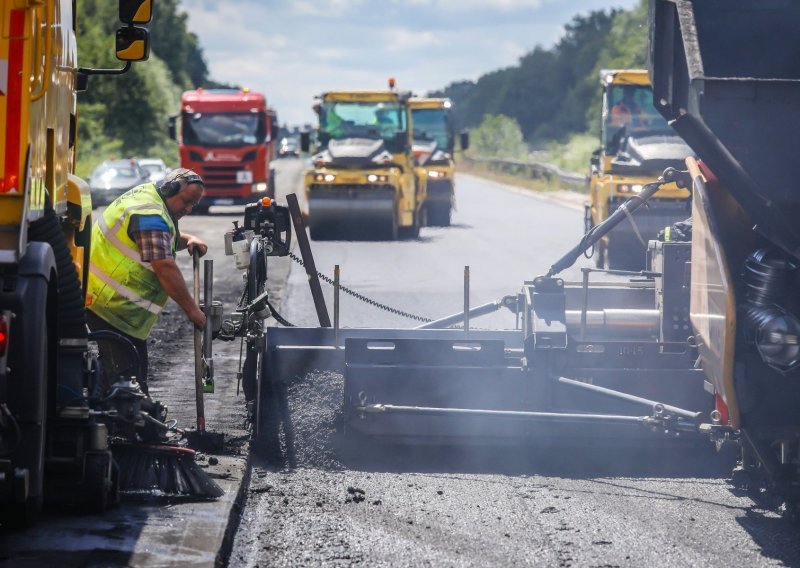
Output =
[
  {"x1": 278, "y1": 137, "x2": 300, "y2": 158},
  {"x1": 88, "y1": 159, "x2": 150, "y2": 207},
  {"x1": 139, "y1": 158, "x2": 169, "y2": 183}
]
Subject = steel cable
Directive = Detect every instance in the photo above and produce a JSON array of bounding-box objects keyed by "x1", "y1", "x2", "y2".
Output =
[{"x1": 288, "y1": 252, "x2": 433, "y2": 323}]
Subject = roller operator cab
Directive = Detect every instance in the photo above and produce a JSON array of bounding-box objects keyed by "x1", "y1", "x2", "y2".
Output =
[
  {"x1": 171, "y1": 88, "x2": 279, "y2": 213},
  {"x1": 0, "y1": 0, "x2": 153, "y2": 525},
  {"x1": 410, "y1": 98, "x2": 463, "y2": 227},
  {"x1": 587, "y1": 69, "x2": 692, "y2": 270},
  {"x1": 303, "y1": 89, "x2": 426, "y2": 240}
]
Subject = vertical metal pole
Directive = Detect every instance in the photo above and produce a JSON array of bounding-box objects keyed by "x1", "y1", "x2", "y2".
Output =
[
  {"x1": 192, "y1": 251, "x2": 205, "y2": 432},
  {"x1": 580, "y1": 268, "x2": 590, "y2": 341},
  {"x1": 203, "y1": 259, "x2": 214, "y2": 385},
  {"x1": 285, "y1": 193, "x2": 331, "y2": 327},
  {"x1": 334, "y1": 265, "x2": 340, "y2": 348},
  {"x1": 464, "y1": 265, "x2": 470, "y2": 336}
]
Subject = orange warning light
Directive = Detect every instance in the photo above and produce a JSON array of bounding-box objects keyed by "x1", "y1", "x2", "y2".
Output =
[{"x1": 261, "y1": 196, "x2": 272, "y2": 207}]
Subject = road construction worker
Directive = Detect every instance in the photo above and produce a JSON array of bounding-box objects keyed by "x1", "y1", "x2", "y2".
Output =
[
  {"x1": 86, "y1": 168, "x2": 208, "y2": 395},
  {"x1": 609, "y1": 86, "x2": 646, "y2": 128}
]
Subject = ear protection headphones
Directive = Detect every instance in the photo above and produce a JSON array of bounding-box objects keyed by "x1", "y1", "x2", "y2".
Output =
[{"x1": 157, "y1": 169, "x2": 204, "y2": 198}]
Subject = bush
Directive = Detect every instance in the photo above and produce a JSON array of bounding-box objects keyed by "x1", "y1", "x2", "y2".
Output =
[{"x1": 470, "y1": 114, "x2": 526, "y2": 159}]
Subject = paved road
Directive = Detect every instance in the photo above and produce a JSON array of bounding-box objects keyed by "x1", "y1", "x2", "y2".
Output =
[{"x1": 230, "y1": 164, "x2": 800, "y2": 567}]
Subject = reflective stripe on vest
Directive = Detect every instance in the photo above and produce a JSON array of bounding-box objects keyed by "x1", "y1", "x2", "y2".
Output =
[
  {"x1": 88, "y1": 261, "x2": 163, "y2": 315},
  {"x1": 87, "y1": 184, "x2": 177, "y2": 339}
]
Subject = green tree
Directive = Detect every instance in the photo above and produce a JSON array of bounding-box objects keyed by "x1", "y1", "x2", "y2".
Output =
[
  {"x1": 471, "y1": 114, "x2": 525, "y2": 158},
  {"x1": 431, "y1": 2, "x2": 649, "y2": 148},
  {"x1": 75, "y1": 0, "x2": 214, "y2": 174}
]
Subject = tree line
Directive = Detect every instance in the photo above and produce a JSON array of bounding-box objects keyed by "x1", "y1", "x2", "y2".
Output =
[
  {"x1": 430, "y1": 1, "x2": 647, "y2": 147},
  {"x1": 75, "y1": 0, "x2": 230, "y2": 175}
]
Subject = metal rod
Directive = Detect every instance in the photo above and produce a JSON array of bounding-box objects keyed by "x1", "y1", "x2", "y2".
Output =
[
  {"x1": 580, "y1": 268, "x2": 590, "y2": 341},
  {"x1": 192, "y1": 251, "x2": 205, "y2": 432},
  {"x1": 285, "y1": 193, "x2": 331, "y2": 327},
  {"x1": 415, "y1": 300, "x2": 504, "y2": 330},
  {"x1": 334, "y1": 264, "x2": 340, "y2": 348},
  {"x1": 557, "y1": 377, "x2": 702, "y2": 421},
  {"x1": 358, "y1": 404, "x2": 649, "y2": 426},
  {"x1": 203, "y1": 259, "x2": 213, "y2": 366},
  {"x1": 464, "y1": 266, "x2": 470, "y2": 336}
]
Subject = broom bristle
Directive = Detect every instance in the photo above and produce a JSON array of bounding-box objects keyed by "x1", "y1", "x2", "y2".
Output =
[{"x1": 113, "y1": 443, "x2": 224, "y2": 499}]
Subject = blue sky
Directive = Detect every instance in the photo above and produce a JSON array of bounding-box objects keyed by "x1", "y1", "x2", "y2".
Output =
[{"x1": 180, "y1": 1, "x2": 639, "y2": 126}]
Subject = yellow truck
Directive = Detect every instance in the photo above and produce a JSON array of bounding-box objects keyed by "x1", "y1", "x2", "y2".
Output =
[
  {"x1": 0, "y1": 0, "x2": 152, "y2": 524},
  {"x1": 586, "y1": 69, "x2": 692, "y2": 269},
  {"x1": 301, "y1": 88, "x2": 426, "y2": 240},
  {"x1": 410, "y1": 97, "x2": 466, "y2": 227}
]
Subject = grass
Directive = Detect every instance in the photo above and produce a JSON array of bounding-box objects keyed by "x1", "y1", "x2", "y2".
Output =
[
  {"x1": 457, "y1": 133, "x2": 597, "y2": 194},
  {"x1": 457, "y1": 158, "x2": 561, "y2": 192},
  {"x1": 537, "y1": 133, "x2": 598, "y2": 175}
]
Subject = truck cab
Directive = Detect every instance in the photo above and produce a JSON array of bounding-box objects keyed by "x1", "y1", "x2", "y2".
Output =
[
  {"x1": 587, "y1": 69, "x2": 692, "y2": 269},
  {"x1": 304, "y1": 89, "x2": 426, "y2": 240},
  {"x1": 171, "y1": 88, "x2": 278, "y2": 212}
]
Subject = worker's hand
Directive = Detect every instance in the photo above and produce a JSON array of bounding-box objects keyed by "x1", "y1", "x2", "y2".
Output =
[
  {"x1": 189, "y1": 306, "x2": 207, "y2": 331},
  {"x1": 186, "y1": 236, "x2": 208, "y2": 257}
]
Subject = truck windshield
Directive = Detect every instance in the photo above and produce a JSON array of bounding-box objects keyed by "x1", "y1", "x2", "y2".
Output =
[
  {"x1": 604, "y1": 85, "x2": 672, "y2": 150},
  {"x1": 319, "y1": 101, "x2": 407, "y2": 151},
  {"x1": 182, "y1": 112, "x2": 266, "y2": 147},
  {"x1": 412, "y1": 108, "x2": 451, "y2": 150}
]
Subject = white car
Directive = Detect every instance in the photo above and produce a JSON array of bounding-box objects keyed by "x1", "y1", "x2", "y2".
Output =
[{"x1": 139, "y1": 158, "x2": 169, "y2": 183}]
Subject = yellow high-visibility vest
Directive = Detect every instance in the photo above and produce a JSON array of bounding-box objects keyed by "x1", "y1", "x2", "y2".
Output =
[{"x1": 86, "y1": 183, "x2": 177, "y2": 339}]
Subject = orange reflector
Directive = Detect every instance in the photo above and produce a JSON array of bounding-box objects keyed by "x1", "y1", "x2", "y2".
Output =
[{"x1": 261, "y1": 196, "x2": 272, "y2": 207}]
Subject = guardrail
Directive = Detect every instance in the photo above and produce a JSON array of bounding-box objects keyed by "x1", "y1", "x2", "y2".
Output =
[{"x1": 464, "y1": 155, "x2": 587, "y2": 192}]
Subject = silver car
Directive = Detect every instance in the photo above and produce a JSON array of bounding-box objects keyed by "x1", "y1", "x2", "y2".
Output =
[
  {"x1": 139, "y1": 158, "x2": 169, "y2": 183},
  {"x1": 89, "y1": 159, "x2": 150, "y2": 208}
]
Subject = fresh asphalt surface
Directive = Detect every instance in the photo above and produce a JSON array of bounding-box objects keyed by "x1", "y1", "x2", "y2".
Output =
[{"x1": 228, "y1": 160, "x2": 800, "y2": 567}]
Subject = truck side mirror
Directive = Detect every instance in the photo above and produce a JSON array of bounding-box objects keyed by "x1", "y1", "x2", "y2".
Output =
[
  {"x1": 116, "y1": 26, "x2": 150, "y2": 62},
  {"x1": 460, "y1": 130, "x2": 470, "y2": 151},
  {"x1": 300, "y1": 132, "x2": 311, "y2": 153},
  {"x1": 119, "y1": 0, "x2": 153, "y2": 24},
  {"x1": 168, "y1": 115, "x2": 177, "y2": 141}
]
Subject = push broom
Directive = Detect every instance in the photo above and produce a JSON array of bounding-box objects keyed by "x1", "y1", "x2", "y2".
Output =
[{"x1": 110, "y1": 252, "x2": 224, "y2": 499}]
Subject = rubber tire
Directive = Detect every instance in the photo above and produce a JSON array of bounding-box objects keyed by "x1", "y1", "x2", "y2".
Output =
[{"x1": 0, "y1": 315, "x2": 48, "y2": 529}]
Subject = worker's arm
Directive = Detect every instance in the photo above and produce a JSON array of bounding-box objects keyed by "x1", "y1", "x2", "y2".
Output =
[
  {"x1": 150, "y1": 257, "x2": 206, "y2": 330},
  {"x1": 177, "y1": 232, "x2": 208, "y2": 256}
]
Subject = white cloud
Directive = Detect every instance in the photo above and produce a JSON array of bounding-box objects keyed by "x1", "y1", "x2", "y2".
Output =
[
  {"x1": 291, "y1": 0, "x2": 366, "y2": 17},
  {"x1": 383, "y1": 28, "x2": 444, "y2": 53}
]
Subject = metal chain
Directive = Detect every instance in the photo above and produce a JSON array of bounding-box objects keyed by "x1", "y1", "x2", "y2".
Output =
[{"x1": 288, "y1": 251, "x2": 433, "y2": 323}]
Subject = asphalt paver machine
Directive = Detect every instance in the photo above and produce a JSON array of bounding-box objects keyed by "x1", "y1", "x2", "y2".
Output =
[{"x1": 236, "y1": 0, "x2": 800, "y2": 515}]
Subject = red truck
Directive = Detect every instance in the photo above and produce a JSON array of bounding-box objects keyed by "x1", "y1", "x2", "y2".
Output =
[{"x1": 169, "y1": 88, "x2": 278, "y2": 212}]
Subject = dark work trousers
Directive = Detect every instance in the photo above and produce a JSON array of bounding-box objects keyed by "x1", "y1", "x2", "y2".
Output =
[{"x1": 86, "y1": 310, "x2": 150, "y2": 395}]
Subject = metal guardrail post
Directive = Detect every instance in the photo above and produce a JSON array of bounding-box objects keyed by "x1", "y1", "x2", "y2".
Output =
[
  {"x1": 464, "y1": 265, "x2": 470, "y2": 336},
  {"x1": 334, "y1": 264, "x2": 340, "y2": 348}
]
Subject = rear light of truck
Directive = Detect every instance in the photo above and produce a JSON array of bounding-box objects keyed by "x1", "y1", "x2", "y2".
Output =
[{"x1": 0, "y1": 316, "x2": 8, "y2": 357}]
